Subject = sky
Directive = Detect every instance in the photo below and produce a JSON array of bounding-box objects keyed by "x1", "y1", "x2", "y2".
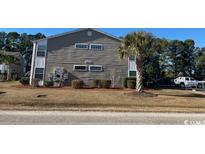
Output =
[{"x1": 0, "y1": 28, "x2": 205, "y2": 47}]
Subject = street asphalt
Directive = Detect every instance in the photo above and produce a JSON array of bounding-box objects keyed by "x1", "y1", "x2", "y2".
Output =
[{"x1": 0, "y1": 110, "x2": 205, "y2": 124}]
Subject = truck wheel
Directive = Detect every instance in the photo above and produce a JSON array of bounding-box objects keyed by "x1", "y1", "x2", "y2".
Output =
[
  {"x1": 197, "y1": 83, "x2": 203, "y2": 89},
  {"x1": 180, "y1": 83, "x2": 185, "y2": 88}
]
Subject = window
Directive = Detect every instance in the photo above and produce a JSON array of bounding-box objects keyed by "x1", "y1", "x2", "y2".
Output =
[
  {"x1": 185, "y1": 78, "x2": 189, "y2": 81},
  {"x1": 35, "y1": 68, "x2": 44, "y2": 80},
  {"x1": 90, "y1": 44, "x2": 103, "y2": 51},
  {"x1": 129, "y1": 56, "x2": 135, "y2": 61},
  {"x1": 75, "y1": 43, "x2": 89, "y2": 49},
  {"x1": 190, "y1": 78, "x2": 195, "y2": 81},
  {"x1": 73, "y1": 65, "x2": 87, "y2": 72},
  {"x1": 89, "y1": 65, "x2": 103, "y2": 72},
  {"x1": 129, "y1": 71, "x2": 136, "y2": 77},
  {"x1": 37, "y1": 45, "x2": 46, "y2": 57}
]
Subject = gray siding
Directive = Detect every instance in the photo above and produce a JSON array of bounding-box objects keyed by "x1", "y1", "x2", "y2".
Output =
[{"x1": 45, "y1": 29, "x2": 128, "y2": 87}]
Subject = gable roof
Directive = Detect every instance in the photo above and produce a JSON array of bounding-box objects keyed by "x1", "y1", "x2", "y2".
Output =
[{"x1": 33, "y1": 28, "x2": 122, "y2": 42}]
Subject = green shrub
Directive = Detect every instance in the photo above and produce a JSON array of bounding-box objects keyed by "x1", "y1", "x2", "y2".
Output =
[
  {"x1": 19, "y1": 77, "x2": 30, "y2": 85},
  {"x1": 72, "y1": 80, "x2": 84, "y2": 89},
  {"x1": 123, "y1": 78, "x2": 128, "y2": 88},
  {"x1": 127, "y1": 80, "x2": 136, "y2": 89},
  {"x1": 91, "y1": 79, "x2": 100, "y2": 88},
  {"x1": 100, "y1": 79, "x2": 111, "y2": 88},
  {"x1": 11, "y1": 73, "x2": 19, "y2": 81},
  {"x1": 44, "y1": 80, "x2": 54, "y2": 87},
  {"x1": 123, "y1": 77, "x2": 136, "y2": 88}
]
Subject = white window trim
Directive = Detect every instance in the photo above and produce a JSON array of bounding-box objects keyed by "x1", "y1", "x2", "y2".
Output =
[
  {"x1": 75, "y1": 43, "x2": 89, "y2": 49},
  {"x1": 89, "y1": 65, "x2": 103, "y2": 72},
  {"x1": 89, "y1": 44, "x2": 103, "y2": 50},
  {"x1": 36, "y1": 45, "x2": 46, "y2": 57},
  {"x1": 128, "y1": 56, "x2": 137, "y2": 71},
  {"x1": 73, "y1": 65, "x2": 88, "y2": 72},
  {"x1": 128, "y1": 56, "x2": 137, "y2": 77}
]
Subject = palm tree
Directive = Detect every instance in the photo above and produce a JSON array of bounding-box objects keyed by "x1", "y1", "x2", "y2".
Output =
[
  {"x1": 0, "y1": 52, "x2": 18, "y2": 80},
  {"x1": 119, "y1": 31, "x2": 156, "y2": 92}
]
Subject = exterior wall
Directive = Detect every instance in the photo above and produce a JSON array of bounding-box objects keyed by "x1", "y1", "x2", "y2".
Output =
[
  {"x1": 44, "y1": 29, "x2": 128, "y2": 87},
  {"x1": 30, "y1": 40, "x2": 47, "y2": 86}
]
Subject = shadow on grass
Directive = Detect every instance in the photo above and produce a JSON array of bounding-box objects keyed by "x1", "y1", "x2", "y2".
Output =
[
  {"x1": 125, "y1": 91, "x2": 158, "y2": 97},
  {"x1": 159, "y1": 93, "x2": 205, "y2": 98},
  {"x1": 0, "y1": 92, "x2": 6, "y2": 95}
]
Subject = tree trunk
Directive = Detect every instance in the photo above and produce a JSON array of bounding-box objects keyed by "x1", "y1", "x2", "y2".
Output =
[
  {"x1": 136, "y1": 56, "x2": 143, "y2": 92},
  {"x1": 6, "y1": 65, "x2": 11, "y2": 80}
]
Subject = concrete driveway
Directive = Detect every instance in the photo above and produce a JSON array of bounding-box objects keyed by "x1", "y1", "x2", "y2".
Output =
[{"x1": 0, "y1": 110, "x2": 205, "y2": 125}]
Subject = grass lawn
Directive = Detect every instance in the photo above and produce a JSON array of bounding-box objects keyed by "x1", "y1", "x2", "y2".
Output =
[{"x1": 0, "y1": 81, "x2": 205, "y2": 113}]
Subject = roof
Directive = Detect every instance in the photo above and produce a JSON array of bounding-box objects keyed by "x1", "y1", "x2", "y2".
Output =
[{"x1": 33, "y1": 28, "x2": 122, "y2": 42}]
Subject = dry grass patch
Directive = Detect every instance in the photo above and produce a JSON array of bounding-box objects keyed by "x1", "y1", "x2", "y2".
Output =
[{"x1": 0, "y1": 81, "x2": 205, "y2": 112}]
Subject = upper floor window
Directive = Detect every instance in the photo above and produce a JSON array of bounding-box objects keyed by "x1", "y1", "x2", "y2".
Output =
[
  {"x1": 75, "y1": 43, "x2": 89, "y2": 49},
  {"x1": 37, "y1": 45, "x2": 46, "y2": 57},
  {"x1": 73, "y1": 65, "x2": 87, "y2": 72},
  {"x1": 129, "y1": 56, "x2": 135, "y2": 61},
  {"x1": 90, "y1": 44, "x2": 103, "y2": 51}
]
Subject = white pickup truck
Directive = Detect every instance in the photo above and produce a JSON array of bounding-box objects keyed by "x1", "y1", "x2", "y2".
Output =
[{"x1": 174, "y1": 77, "x2": 205, "y2": 89}]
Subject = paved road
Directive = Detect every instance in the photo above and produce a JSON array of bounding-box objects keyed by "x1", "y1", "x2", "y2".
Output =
[{"x1": 0, "y1": 110, "x2": 205, "y2": 125}]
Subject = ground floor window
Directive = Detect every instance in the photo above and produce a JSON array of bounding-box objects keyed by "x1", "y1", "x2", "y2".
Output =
[
  {"x1": 73, "y1": 65, "x2": 87, "y2": 72},
  {"x1": 89, "y1": 65, "x2": 103, "y2": 72},
  {"x1": 129, "y1": 70, "x2": 136, "y2": 77},
  {"x1": 35, "y1": 68, "x2": 44, "y2": 80}
]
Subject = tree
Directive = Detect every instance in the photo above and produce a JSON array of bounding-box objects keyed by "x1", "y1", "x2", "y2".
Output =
[
  {"x1": 143, "y1": 38, "x2": 168, "y2": 83},
  {"x1": 183, "y1": 39, "x2": 195, "y2": 76},
  {"x1": 0, "y1": 32, "x2": 45, "y2": 72},
  {"x1": 166, "y1": 39, "x2": 195, "y2": 77},
  {"x1": 0, "y1": 52, "x2": 19, "y2": 80},
  {"x1": 119, "y1": 31, "x2": 157, "y2": 92},
  {"x1": 194, "y1": 47, "x2": 205, "y2": 80}
]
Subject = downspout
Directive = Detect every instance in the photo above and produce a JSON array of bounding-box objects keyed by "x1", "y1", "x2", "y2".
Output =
[{"x1": 30, "y1": 42, "x2": 37, "y2": 85}]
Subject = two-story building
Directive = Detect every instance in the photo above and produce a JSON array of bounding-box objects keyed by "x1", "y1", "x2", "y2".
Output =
[{"x1": 30, "y1": 28, "x2": 136, "y2": 87}]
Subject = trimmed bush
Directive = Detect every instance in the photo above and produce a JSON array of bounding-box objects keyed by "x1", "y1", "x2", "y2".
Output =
[
  {"x1": 91, "y1": 79, "x2": 100, "y2": 88},
  {"x1": 44, "y1": 80, "x2": 54, "y2": 87},
  {"x1": 127, "y1": 80, "x2": 136, "y2": 89},
  {"x1": 123, "y1": 77, "x2": 136, "y2": 88},
  {"x1": 123, "y1": 78, "x2": 128, "y2": 88},
  {"x1": 72, "y1": 80, "x2": 84, "y2": 89},
  {"x1": 100, "y1": 79, "x2": 111, "y2": 88},
  {"x1": 19, "y1": 77, "x2": 30, "y2": 85}
]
